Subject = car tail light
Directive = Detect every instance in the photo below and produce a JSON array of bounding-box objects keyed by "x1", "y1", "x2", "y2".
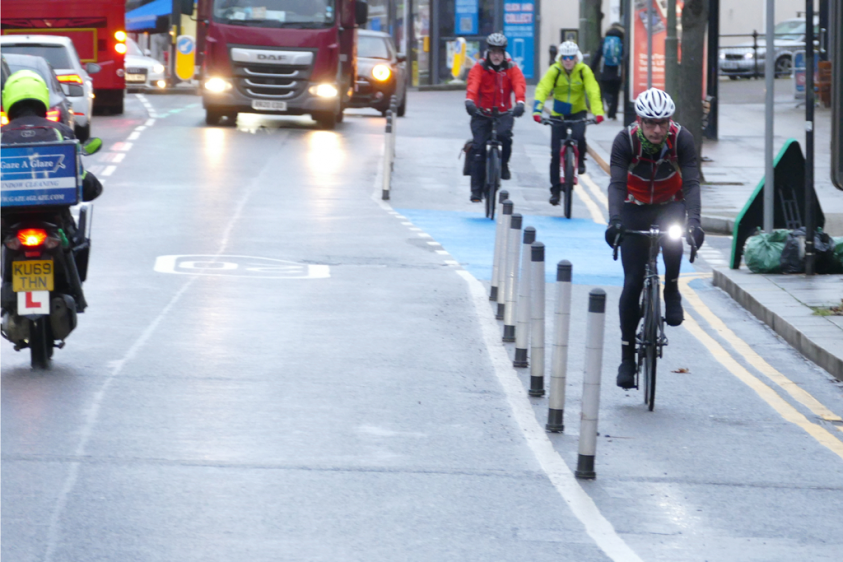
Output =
[
  {"x1": 18, "y1": 229, "x2": 48, "y2": 247},
  {"x1": 57, "y1": 74, "x2": 84, "y2": 84},
  {"x1": 1, "y1": 111, "x2": 7, "y2": 126},
  {"x1": 46, "y1": 109, "x2": 61, "y2": 122}
]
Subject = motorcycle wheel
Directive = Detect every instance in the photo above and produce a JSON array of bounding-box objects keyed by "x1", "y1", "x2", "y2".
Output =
[{"x1": 29, "y1": 318, "x2": 51, "y2": 369}]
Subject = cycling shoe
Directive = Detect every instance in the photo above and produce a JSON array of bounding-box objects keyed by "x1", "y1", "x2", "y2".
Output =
[
  {"x1": 616, "y1": 360, "x2": 636, "y2": 389},
  {"x1": 549, "y1": 187, "x2": 561, "y2": 206},
  {"x1": 501, "y1": 164, "x2": 511, "y2": 180},
  {"x1": 470, "y1": 191, "x2": 483, "y2": 203},
  {"x1": 664, "y1": 291, "x2": 684, "y2": 326}
]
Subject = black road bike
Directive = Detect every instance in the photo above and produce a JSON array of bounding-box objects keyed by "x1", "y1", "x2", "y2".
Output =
[
  {"x1": 613, "y1": 226, "x2": 697, "y2": 410},
  {"x1": 541, "y1": 116, "x2": 596, "y2": 219},
  {"x1": 476, "y1": 109, "x2": 512, "y2": 220}
]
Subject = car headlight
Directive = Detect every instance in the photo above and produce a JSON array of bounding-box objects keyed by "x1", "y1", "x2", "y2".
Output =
[
  {"x1": 719, "y1": 52, "x2": 725, "y2": 60},
  {"x1": 743, "y1": 52, "x2": 754, "y2": 60},
  {"x1": 205, "y1": 77, "x2": 232, "y2": 93},
  {"x1": 309, "y1": 83, "x2": 338, "y2": 98},
  {"x1": 372, "y1": 64, "x2": 391, "y2": 81},
  {"x1": 153, "y1": 64, "x2": 165, "y2": 74}
]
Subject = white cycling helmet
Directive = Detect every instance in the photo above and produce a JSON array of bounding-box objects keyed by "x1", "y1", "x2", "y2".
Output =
[
  {"x1": 486, "y1": 32, "x2": 508, "y2": 50},
  {"x1": 558, "y1": 41, "x2": 579, "y2": 58},
  {"x1": 634, "y1": 88, "x2": 676, "y2": 119}
]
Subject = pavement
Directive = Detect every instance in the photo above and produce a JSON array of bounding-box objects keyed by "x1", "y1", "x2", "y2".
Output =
[{"x1": 584, "y1": 77, "x2": 843, "y2": 380}]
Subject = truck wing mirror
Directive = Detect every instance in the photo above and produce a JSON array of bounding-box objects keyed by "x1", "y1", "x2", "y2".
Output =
[{"x1": 355, "y1": 1, "x2": 369, "y2": 26}]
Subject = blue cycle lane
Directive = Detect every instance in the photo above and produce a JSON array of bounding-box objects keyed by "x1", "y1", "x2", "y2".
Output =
[{"x1": 396, "y1": 208, "x2": 696, "y2": 287}]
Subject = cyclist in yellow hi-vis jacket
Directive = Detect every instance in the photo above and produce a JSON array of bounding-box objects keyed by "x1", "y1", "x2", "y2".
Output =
[{"x1": 533, "y1": 41, "x2": 604, "y2": 205}]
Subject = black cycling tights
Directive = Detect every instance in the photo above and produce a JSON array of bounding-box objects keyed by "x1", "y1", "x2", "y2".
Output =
[{"x1": 618, "y1": 201, "x2": 686, "y2": 361}]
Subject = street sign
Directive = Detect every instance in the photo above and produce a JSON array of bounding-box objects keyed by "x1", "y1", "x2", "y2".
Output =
[
  {"x1": 175, "y1": 35, "x2": 195, "y2": 81},
  {"x1": 832, "y1": 0, "x2": 843, "y2": 190}
]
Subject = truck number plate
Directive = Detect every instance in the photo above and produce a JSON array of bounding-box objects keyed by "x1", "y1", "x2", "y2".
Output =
[
  {"x1": 252, "y1": 100, "x2": 287, "y2": 111},
  {"x1": 12, "y1": 260, "x2": 54, "y2": 292}
]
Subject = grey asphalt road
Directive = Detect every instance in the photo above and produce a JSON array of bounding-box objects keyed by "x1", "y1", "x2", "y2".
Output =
[{"x1": 2, "y1": 89, "x2": 842, "y2": 562}]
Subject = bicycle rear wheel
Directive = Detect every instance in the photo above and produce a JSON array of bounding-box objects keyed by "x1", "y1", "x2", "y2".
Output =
[
  {"x1": 563, "y1": 148, "x2": 574, "y2": 219},
  {"x1": 486, "y1": 148, "x2": 500, "y2": 220}
]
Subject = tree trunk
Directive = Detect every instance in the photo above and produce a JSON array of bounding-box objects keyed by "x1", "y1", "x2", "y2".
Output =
[
  {"x1": 677, "y1": 0, "x2": 709, "y2": 170},
  {"x1": 579, "y1": 0, "x2": 603, "y2": 64}
]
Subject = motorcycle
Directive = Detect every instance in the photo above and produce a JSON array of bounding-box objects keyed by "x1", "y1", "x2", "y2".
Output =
[{"x1": 1, "y1": 137, "x2": 102, "y2": 368}]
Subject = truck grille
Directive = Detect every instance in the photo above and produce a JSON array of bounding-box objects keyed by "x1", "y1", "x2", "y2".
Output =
[{"x1": 233, "y1": 62, "x2": 312, "y2": 99}]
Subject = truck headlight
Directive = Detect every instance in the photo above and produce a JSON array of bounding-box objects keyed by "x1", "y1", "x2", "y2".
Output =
[
  {"x1": 153, "y1": 64, "x2": 165, "y2": 74},
  {"x1": 372, "y1": 64, "x2": 391, "y2": 81},
  {"x1": 205, "y1": 77, "x2": 232, "y2": 93},
  {"x1": 309, "y1": 83, "x2": 338, "y2": 98}
]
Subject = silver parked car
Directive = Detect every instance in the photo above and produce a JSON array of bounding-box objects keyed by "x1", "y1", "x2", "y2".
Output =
[
  {"x1": 124, "y1": 38, "x2": 167, "y2": 92},
  {"x1": 0, "y1": 34, "x2": 99, "y2": 139},
  {"x1": 719, "y1": 17, "x2": 820, "y2": 79}
]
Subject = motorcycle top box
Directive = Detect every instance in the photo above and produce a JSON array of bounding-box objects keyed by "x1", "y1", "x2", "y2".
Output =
[{"x1": 1, "y1": 140, "x2": 82, "y2": 208}]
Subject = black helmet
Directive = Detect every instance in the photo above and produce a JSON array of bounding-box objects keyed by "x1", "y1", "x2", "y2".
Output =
[{"x1": 486, "y1": 32, "x2": 507, "y2": 50}]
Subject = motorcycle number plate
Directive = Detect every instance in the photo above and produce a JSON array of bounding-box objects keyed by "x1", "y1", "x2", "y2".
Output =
[
  {"x1": 252, "y1": 100, "x2": 287, "y2": 111},
  {"x1": 12, "y1": 260, "x2": 54, "y2": 292}
]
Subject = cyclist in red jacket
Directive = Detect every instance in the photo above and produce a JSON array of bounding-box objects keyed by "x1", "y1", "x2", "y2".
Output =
[{"x1": 465, "y1": 32, "x2": 527, "y2": 202}]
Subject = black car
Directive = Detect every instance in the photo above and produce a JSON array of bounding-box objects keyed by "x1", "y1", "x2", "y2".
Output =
[
  {"x1": 3, "y1": 53, "x2": 75, "y2": 131},
  {"x1": 350, "y1": 30, "x2": 407, "y2": 117}
]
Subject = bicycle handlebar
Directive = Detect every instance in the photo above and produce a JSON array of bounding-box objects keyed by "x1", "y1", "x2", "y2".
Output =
[
  {"x1": 540, "y1": 116, "x2": 598, "y2": 126},
  {"x1": 611, "y1": 227, "x2": 699, "y2": 264},
  {"x1": 476, "y1": 109, "x2": 514, "y2": 119}
]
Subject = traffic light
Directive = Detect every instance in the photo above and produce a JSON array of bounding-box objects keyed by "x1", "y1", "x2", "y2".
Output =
[{"x1": 833, "y1": 0, "x2": 843, "y2": 190}]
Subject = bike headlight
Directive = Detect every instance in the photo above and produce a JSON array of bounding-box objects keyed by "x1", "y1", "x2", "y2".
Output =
[
  {"x1": 372, "y1": 64, "x2": 391, "y2": 81},
  {"x1": 667, "y1": 224, "x2": 684, "y2": 240}
]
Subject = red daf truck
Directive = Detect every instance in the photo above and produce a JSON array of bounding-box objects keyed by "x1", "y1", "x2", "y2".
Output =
[
  {"x1": 196, "y1": 0, "x2": 368, "y2": 129},
  {"x1": 1, "y1": 0, "x2": 127, "y2": 114}
]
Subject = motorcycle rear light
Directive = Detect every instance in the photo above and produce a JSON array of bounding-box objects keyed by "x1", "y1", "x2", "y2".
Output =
[
  {"x1": 46, "y1": 109, "x2": 61, "y2": 122},
  {"x1": 57, "y1": 74, "x2": 84, "y2": 84},
  {"x1": 18, "y1": 229, "x2": 48, "y2": 247}
]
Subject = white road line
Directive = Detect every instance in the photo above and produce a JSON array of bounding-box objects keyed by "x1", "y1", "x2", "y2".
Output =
[
  {"x1": 456, "y1": 269, "x2": 644, "y2": 562},
  {"x1": 86, "y1": 165, "x2": 105, "y2": 175},
  {"x1": 401, "y1": 221, "x2": 413, "y2": 225},
  {"x1": 111, "y1": 142, "x2": 133, "y2": 152},
  {"x1": 134, "y1": 126, "x2": 147, "y2": 132},
  {"x1": 127, "y1": 132, "x2": 141, "y2": 141},
  {"x1": 435, "y1": 250, "x2": 450, "y2": 255},
  {"x1": 101, "y1": 165, "x2": 117, "y2": 177},
  {"x1": 444, "y1": 260, "x2": 460, "y2": 265},
  {"x1": 417, "y1": 233, "x2": 432, "y2": 238},
  {"x1": 113, "y1": 153, "x2": 126, "y2": 163},
  {"x1": 409, "y1": 227, "x2": 423, "y2": 232},
  {"x1": 145, "y1": 119, "x2": 156, "y2": 126},
  {"x1": 427, "y1": 241, "x2": 442, "y2": 246}
]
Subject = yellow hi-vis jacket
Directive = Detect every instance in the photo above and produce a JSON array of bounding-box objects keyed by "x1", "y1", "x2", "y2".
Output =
[{"x1": 533, "y1": 61, "x2": 604, "y2": 117}]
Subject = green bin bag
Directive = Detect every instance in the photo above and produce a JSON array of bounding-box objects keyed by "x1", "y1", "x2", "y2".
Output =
[{"x1": 743, "y1": 229, "x2": 790, "y2": 273}]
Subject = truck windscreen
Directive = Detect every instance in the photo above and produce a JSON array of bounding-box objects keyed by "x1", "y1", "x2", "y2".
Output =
[{"x1": 213, "y1": 0, "x2": 335, "y2": 27}]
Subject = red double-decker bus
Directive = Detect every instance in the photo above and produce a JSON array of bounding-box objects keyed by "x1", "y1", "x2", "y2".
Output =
[{"x1": 1, "y1": 0, "x2": 127, "y2": 113}]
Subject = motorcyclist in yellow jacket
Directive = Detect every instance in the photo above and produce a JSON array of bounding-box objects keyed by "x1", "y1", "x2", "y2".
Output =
[{"x1": 532, "y1": 41, "x2": 604, "y2": 205}]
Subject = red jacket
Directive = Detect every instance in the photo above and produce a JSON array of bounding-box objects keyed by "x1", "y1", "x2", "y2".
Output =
[{"x1": 466, "y1": 57, "x2": 527, "y2": 112}]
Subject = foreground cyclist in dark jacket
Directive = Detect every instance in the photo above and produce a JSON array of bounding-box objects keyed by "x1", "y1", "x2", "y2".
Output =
[{"x1": 604, "y1": 88, "x2": 705, "y2": 389}]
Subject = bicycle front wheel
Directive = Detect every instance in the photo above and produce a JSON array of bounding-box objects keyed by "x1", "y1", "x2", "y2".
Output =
[
  {"x1": 486, "y1": 149, "x2": 500, "y2": 220},
  {"x1": 563, "y1": 148, "x2": 574, "y2": 219},
  {"x1": 643, "y1": 279, "x2": 661, "y2": 410}
]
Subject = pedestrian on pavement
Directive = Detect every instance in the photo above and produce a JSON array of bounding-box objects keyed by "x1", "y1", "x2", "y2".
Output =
[
  {"x1": 464, "y1": 32, "x2": 527, "y2": 203},
  {"x1": 604, "y1": 88, "x2": 706, "y2": 390},
  {"x1": 532, "y1": 40, "x2": 604, "y2": 206},
  {"x1": 591, "y1": 22, "x2": 625, "y2": 120}
]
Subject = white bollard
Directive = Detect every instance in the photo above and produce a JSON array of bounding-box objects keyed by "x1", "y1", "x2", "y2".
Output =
[
  {"x1": 490, "y1": 189, "x2": 509, "y2": 302},
  {"x1": 529, "y1": 241, "x2": 545, "y2": 396},
  {"x1": 513, "y1": 226, "x2": 536, "y2": 368},
  {"x1": 496, "y1": 200, "x2": 513, "y2": 320},
  {"x1": 502, "y1": 213, "x2": 522, "y2": 342},
  {"x1": 382, "y1": 111, "x2": 393, "y2": 200},
  {"x1": 546, "y1": 260, "x2": 573, "y2": 432},
  {"x1": 575, "y1": 289, "x2": 607, "y2": 480}
]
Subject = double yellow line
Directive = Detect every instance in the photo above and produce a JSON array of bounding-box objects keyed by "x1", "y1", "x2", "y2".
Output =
[{"x1": 575, "y1": 171, "x2": 843, "y2": 461}]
